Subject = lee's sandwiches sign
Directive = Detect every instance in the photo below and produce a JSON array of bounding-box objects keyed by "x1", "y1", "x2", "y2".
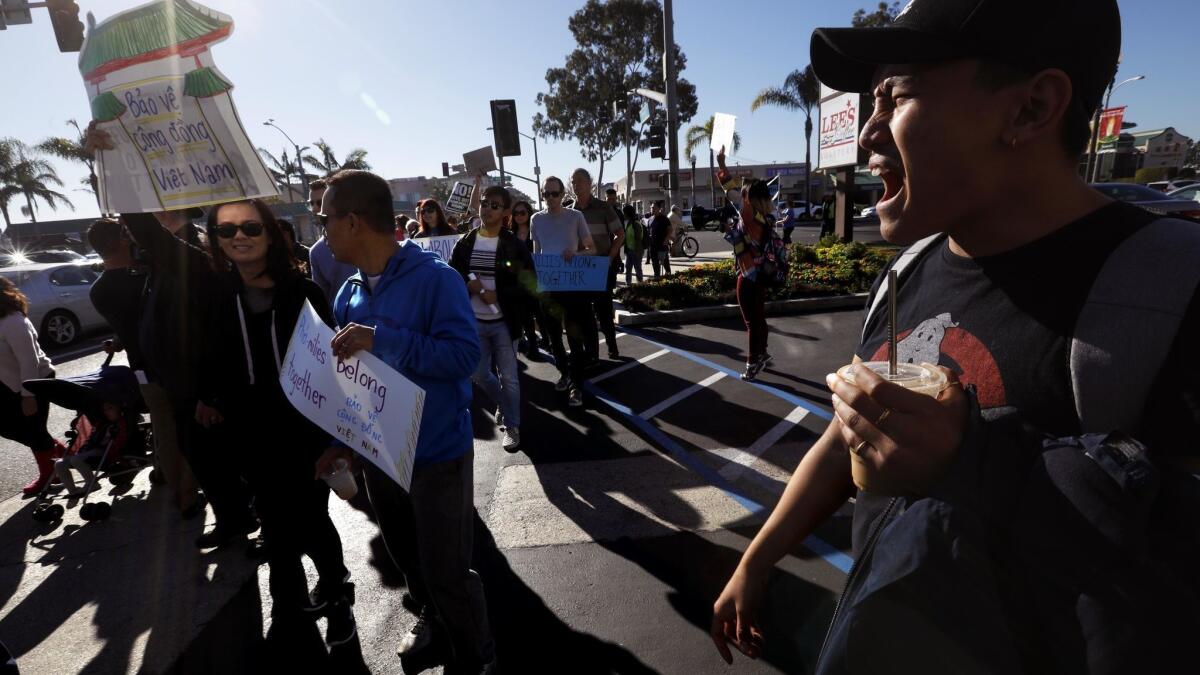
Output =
[{"x1": 817, "y1": 84, "x2": 867, "y2": 171}]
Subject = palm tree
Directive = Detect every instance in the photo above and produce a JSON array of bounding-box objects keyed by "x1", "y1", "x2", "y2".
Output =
[
  {"x1": 750, "y1": 64, "x2": 822, "y2": 212},
  {"x1": 303, "y1": 139, "x2": 371, "y2": 175},
  {"x1": 8, "y1": 145, "x2": 72, "y2": 223},
  {"x1": 35, "y1": 119, "x2": 100, "y2": 211},
  {"x1": 684, "y1": 116, "x2": 742, "y2": 209},
  {"x1": 0, "y1": 138, "x2": 24, "y2": 229},
  {"x1": 258, "y1": 147, "x2": 307, "y2": 202}
]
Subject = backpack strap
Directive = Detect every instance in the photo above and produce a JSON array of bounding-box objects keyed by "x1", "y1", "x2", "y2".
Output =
[
  {"x1": 862, "y1": 233, "x2": 945, "y2": 343},
  {"x1": 1071, "y1": 218, "x2": 1200, "y2": 434}
]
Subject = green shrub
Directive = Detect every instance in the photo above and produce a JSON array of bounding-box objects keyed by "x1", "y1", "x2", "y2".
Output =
[{"x1": 615, "y1": 240, "x2": 896, "y2": 311}]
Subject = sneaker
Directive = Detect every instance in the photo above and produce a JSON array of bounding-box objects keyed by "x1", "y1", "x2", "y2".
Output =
[
  {"x1": 496, "y1": 411, "x2": 505, "y2": 431},
  {"x1": 554, "y1": 374, "x2": 572, "y2": 392},
  {"x1": 608, "y1": 347, "x2": 620, "y2": 359},
  {"x1": 741, "y1": 358, "x2": 765, "y2": 382},
  {"x1": 325, "y1": 596, "x2": 357, "y2": 647},
  {"x1": 397, "y1": 606, "x2": 435, "y2": 656},
  {"x1": 761, "y1": 352, "x2": 774, "y2": 367},
  {"x1": 568, "y1": 387, "x2": 583, "y2": 408},
  {"x1": 502, "y1": 427, "x2": 521, "y2": 453}
]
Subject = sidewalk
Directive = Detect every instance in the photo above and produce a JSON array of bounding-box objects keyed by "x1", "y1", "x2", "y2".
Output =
[{"x1": 0, "y1": 473, "x2": 259, "y2": 674}]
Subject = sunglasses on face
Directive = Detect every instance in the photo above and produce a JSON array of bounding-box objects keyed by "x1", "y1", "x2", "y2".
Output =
[
  {"x1": 215, "y1": 221, "x2": 265, "y2": 239},
  {"x1": 544, "y1": 191, "x2": 563, "y2": 198},
  {"x1": 422, "y1": 206, "x2": 438, "y2": 214},
  {"x1": 479, "y1": 201, "x2": 503, "y2": 211}
]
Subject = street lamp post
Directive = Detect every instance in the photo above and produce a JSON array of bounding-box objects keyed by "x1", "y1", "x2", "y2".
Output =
[
  {"x1": 1087, "y1": 75, "x2": 1145, "y2": 183},
  {"x1": 263, "y1": 119, "x2": 309, "y2": 202},
  {"x1": 487, "y1": 126, "x2": 542, "y2": 210}
]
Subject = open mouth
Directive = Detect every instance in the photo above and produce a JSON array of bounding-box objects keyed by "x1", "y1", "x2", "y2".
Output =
[{"x1": 872, "y1": 164, "x2": 906, "y2": 209}]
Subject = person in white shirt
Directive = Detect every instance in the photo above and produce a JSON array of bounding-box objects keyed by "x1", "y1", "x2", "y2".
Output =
[{"x1": 0, "y1": 276, "x2": 63, "y2": 496}]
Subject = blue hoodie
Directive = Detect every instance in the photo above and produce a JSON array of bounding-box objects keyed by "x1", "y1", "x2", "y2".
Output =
[{"x1": 332, "y1": 240, "x2": 480, "y2": 468}]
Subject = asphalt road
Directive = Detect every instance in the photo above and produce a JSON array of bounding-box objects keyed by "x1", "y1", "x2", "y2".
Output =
[{"x1": 1, "y1": 307, "x2": 869, "y2": 673}]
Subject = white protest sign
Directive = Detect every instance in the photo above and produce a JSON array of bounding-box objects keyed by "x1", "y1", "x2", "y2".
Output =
[
  {"x1": 79, "y1": 0, "x2": 278, "y2": 213},
  {"x1": 463, "y1": 146, "x2": 497, "y2": 176},
  {"x1": 710, "y1": 112, "x2": 737, "y2": 155},
  {"x1": 411, "y1": 234, "x2": 462, "y2": 262},
  {"x1": 444, "y1": 181, "x2": 473, "y2": 214},
  {"x1": 280, "y1": 301, "x2": 425, "y2": 491}
]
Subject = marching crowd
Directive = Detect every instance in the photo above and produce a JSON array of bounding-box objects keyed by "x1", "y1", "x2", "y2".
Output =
[
  {"x1": 1, "y1": 1, "x2": 1197, "y2": 673},
  {"x1": 0, "y1": 114, "x2": 788, "y2": 672}
]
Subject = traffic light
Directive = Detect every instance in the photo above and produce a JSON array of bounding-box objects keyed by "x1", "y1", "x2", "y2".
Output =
[
  {"x1": 47, "y1": 0, "x2": 84, "y2": 52},
  {"x1": 490, "y1": 99, "x2": 521, "y2": 158},
  {"x1": 441, "y1": 162, "x2": 449, "y2": 178},
  {"x1": 647, "y1": 122, "x2": 666, "y2": 160},
  {"x1": 0, "y1": 0, "x2": 34, "y2": 30}
]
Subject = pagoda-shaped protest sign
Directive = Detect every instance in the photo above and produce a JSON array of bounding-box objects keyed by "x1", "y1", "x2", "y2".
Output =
[{"x1": 80, "y1": 0, "x2": 277, "y2": 213}]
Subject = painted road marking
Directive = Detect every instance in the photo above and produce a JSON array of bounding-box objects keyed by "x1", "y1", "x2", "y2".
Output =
[
  {"x1": 617, "y1": 327, "x2": 834, "y2": 422},
  {"x1": 638, "y1": 371, "x2": 727, "y2": 419},
  {"x1": 589, "y1": 349, "x2": 669, "y2": 384},
  {"x1": 716, "y1": 407, "x2": 810, "y2": 481}
]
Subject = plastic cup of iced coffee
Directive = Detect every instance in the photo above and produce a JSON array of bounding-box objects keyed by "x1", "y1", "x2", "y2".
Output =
[
  {"x1": 835, "y1": 361, "x2": 949, "y2": 492},
  {"x1": 322, "y1": 458, "x2": 358, "y2": 500}
]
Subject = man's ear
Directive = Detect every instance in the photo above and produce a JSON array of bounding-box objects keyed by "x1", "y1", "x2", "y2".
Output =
[{"x1": 1010, "y1": 68, "x2": 1074, "y2": 147}]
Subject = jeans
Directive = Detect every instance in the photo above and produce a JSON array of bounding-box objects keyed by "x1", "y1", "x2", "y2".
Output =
[
  {"x1": 587, "y1": 266, "x2": 619, "y2": 358},
  {"x1": 363, "y1": 454, "x2": 494, "y2": 667},
  {"x1": 472, "y1": 320, "x2": 521, "y2": 429},
  {"x1": 541, "y1": 292, "x2": 592, "y2": 383},
  {"x1": 737, "y1": 275, "x2": 768, "y2": 362},
  {"x1": 624, "y1": 248, "x2": 644, "y2": 284},
  {"x1": 651, "y1": 250, "x2": 672, "y2": 277},
  {"x1": 140, "y1": 382, "x2": 198, "y2": 507},
  {"x1": 175, "y1": 405, "x2": 252, "y2": 532}
]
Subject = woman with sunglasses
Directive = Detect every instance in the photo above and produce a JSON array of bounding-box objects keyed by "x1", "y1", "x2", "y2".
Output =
[
  {"x1": 199, "y1": 199, "x2": 356, "y2": 644},
  {"x1": 413, "y1": 199, "x2": 456, "y2": 238},
  {"x1": 507, "y1": 200, "x2": 545, "y2": 359}
]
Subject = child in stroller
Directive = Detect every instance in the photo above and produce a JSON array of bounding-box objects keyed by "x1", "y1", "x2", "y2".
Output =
[
  {"x1": 24, "y1": 354, "x2": 149, "y2": 507},
  {"x1": 53, "y1": 400, "x2": 130, "y2": 495}
]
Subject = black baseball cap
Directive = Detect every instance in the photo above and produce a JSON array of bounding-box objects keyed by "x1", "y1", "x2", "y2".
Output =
[{"x1": 810, "y1": 0, "x2": 1120, "y2": 113}]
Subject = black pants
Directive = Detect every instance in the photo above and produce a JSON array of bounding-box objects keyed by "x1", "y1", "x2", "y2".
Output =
[
  {"x1": 819, "y1": 219, "x2": 835, "y2": 240},
  {"x1": 540, "y1": 292, "x2": 593, "y2": 383},
  {"x1": 242, "y1": 436, "x2": 348, "y2": 609},
  {"x1": 650, "y1": 248, "x2": 671, "y2": 277},
  {"x1": 0, "y1": 384, "x2": 54, "y2": 452},
  {"x1": 586, "y1": 266, "x2": 619, "y2": 358},
  {"x1": 363, "y1": 454, "x2": 494, "y2": 667},
  {"x1": 736, "y1": 275, "x2": 768, "y2": 361},
  {"x1": 175, "y1": 405, "x2": 252, "y2": 531}
]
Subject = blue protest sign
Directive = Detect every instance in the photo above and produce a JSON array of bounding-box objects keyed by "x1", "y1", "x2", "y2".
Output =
[{"x1": 534, "y1": 254, "x2": 609, "y2": 292}]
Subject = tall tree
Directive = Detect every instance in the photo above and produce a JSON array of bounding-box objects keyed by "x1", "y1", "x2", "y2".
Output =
[
  {"x1": 750, "y1": 65, "x2": 822, "y2": 210},
  {"x1": 852, "y1": 2, "x2": 901, "y2": 27},
  {"x1": 7, "y1": 145, "x2": 72, "y2": 223},
  {"x1": 0, "y1": 138, "x2": 24, "y2": 229},
  {"x1": 257, "y1": 147, "x2": 305, "y2": 201},
  {"x1": 534, "y1": 0, "x2": 698, "y2": 190},
  {"x1": 35, "y1": 119, "x2": 100, "y2": 211},
  {"x1": 684, "y1": 116, "x2": 741, "y2": 208},
  {"x1": 304, "y1": 139, "x2": 371, "y2": 175}
]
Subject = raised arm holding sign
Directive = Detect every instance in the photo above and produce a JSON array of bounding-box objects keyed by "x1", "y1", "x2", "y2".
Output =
[{"x1": 79, "y1": 0, "x2": 277, "y2": 213}]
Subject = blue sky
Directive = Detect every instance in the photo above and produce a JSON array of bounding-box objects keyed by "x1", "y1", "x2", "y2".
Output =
[{"x1": 1, "y1": 0, "x2": 1195, "y2": 222}]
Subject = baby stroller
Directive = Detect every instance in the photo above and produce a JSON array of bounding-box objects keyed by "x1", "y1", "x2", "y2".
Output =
[{"x1": 23, "y1": 353, "x2": 152, "y2": 523}]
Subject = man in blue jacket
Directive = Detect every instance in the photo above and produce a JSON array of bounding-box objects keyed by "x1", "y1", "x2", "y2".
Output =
[{"x1": 314, "y1": 170, "x2": 493, "y2": 674}]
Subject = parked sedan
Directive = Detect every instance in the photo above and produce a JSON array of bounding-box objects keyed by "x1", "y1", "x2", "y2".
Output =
[
  {"x1": 0, "y1": 262, "x2": 108, "y2": 346},
  {"x1": 1168, "y1": 184, "x2": 1200, "y2": 203},
  {"x1": 1091, "y1": 183, "x2": 1200, "y2": 220}
]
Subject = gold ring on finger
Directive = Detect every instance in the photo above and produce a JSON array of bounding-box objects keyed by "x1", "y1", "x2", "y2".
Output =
[
  {"x1": 851, "y1": 440, "x2": 872, "y2": 457},
  {"x1": 875, "y1": 408, "x2": 892, "y2": 429}
]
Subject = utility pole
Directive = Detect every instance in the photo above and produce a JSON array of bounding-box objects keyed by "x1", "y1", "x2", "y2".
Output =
[{"x1": 663, "y1": 0, "x2": 680, "y2": 207}]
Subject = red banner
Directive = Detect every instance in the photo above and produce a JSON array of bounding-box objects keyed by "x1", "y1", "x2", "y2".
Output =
[{"x1": 1096, "y1": 107, "x2": 1126, "y2": 152}]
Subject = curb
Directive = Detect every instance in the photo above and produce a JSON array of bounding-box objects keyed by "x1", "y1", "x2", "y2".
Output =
[{"x1": 615, "y1": 293, "x2": 869, "y2": 326}]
